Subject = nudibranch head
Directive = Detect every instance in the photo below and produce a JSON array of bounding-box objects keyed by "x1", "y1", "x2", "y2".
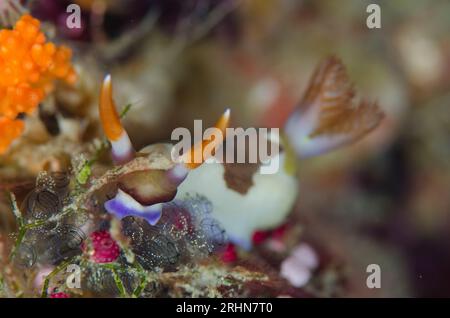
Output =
[
  {"x1": 99, "y1": 143, "x2": 188, "y2": 226},
  {"x1": 284, "y1": 56, "x2": 384, "y2": 158},
  {"x1": 98, "y1": 75, "x2": 231, "y2": 226}
]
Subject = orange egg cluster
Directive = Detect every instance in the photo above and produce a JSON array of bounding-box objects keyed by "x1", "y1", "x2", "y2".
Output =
[
  {"x1": 0, "y1": 14, "x2": 76, "y2": 154},
  {"x1": 0, "y1": 116, "x2": 24, "y2": 154}
]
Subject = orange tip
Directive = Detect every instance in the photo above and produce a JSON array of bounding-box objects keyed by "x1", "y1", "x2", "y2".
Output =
[
  {"x1": 99, "y1": 74, "x2": 124, "y2": 141},
  {"x1": 184, "y1": 108, "x2": 230, "y2": 169}
]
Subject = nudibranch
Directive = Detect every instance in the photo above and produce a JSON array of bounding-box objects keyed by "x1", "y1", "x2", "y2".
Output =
[
  {"x1": 177, "y1": 56, "x2": 384, "y2": 249},
  {"x1": 98, "y1": 75, "x2": 230, "y2": 225},
  {"x1": 0, "y1": 14, "x2": 77, "y2": 154}
]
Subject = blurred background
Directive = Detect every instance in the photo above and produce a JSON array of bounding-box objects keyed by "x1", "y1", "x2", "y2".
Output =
[{"x1": 1, "y1": 0, "x2": 450, "y2": 297}]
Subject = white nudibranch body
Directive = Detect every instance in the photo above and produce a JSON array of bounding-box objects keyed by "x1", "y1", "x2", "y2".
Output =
[{"x1": 176, "y1": 152, "x2": 298, "y2": 250}]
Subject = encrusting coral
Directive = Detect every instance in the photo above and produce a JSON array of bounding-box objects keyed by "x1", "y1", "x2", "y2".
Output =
[{"x1": 0, "y1": 14, "x2": 76, "y2": 154}]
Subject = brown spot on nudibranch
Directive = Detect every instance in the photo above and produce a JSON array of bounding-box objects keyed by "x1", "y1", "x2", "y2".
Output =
[
  {"x1": 223, "y1": 162, "x2": 260, "y2": 195},
  {"x1": 221, "y1": 131, "x2": 280, "y2": 194}
]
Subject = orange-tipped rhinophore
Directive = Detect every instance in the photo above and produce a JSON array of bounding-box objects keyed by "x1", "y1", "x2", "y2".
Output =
[
  {"x1": 99, "y1": 75, "x2": 135, "y2": 164},
  {"x1": 183, "y1": 109, "x2": 230, "y2": 169},
  {"x1": 99, "y1": 74, "x2": 124, "y2": 142}
]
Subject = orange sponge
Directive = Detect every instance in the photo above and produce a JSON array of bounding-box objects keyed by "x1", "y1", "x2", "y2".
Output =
[{"x1": 0, "y1": 14, "x2": 76, "y2": 154}]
